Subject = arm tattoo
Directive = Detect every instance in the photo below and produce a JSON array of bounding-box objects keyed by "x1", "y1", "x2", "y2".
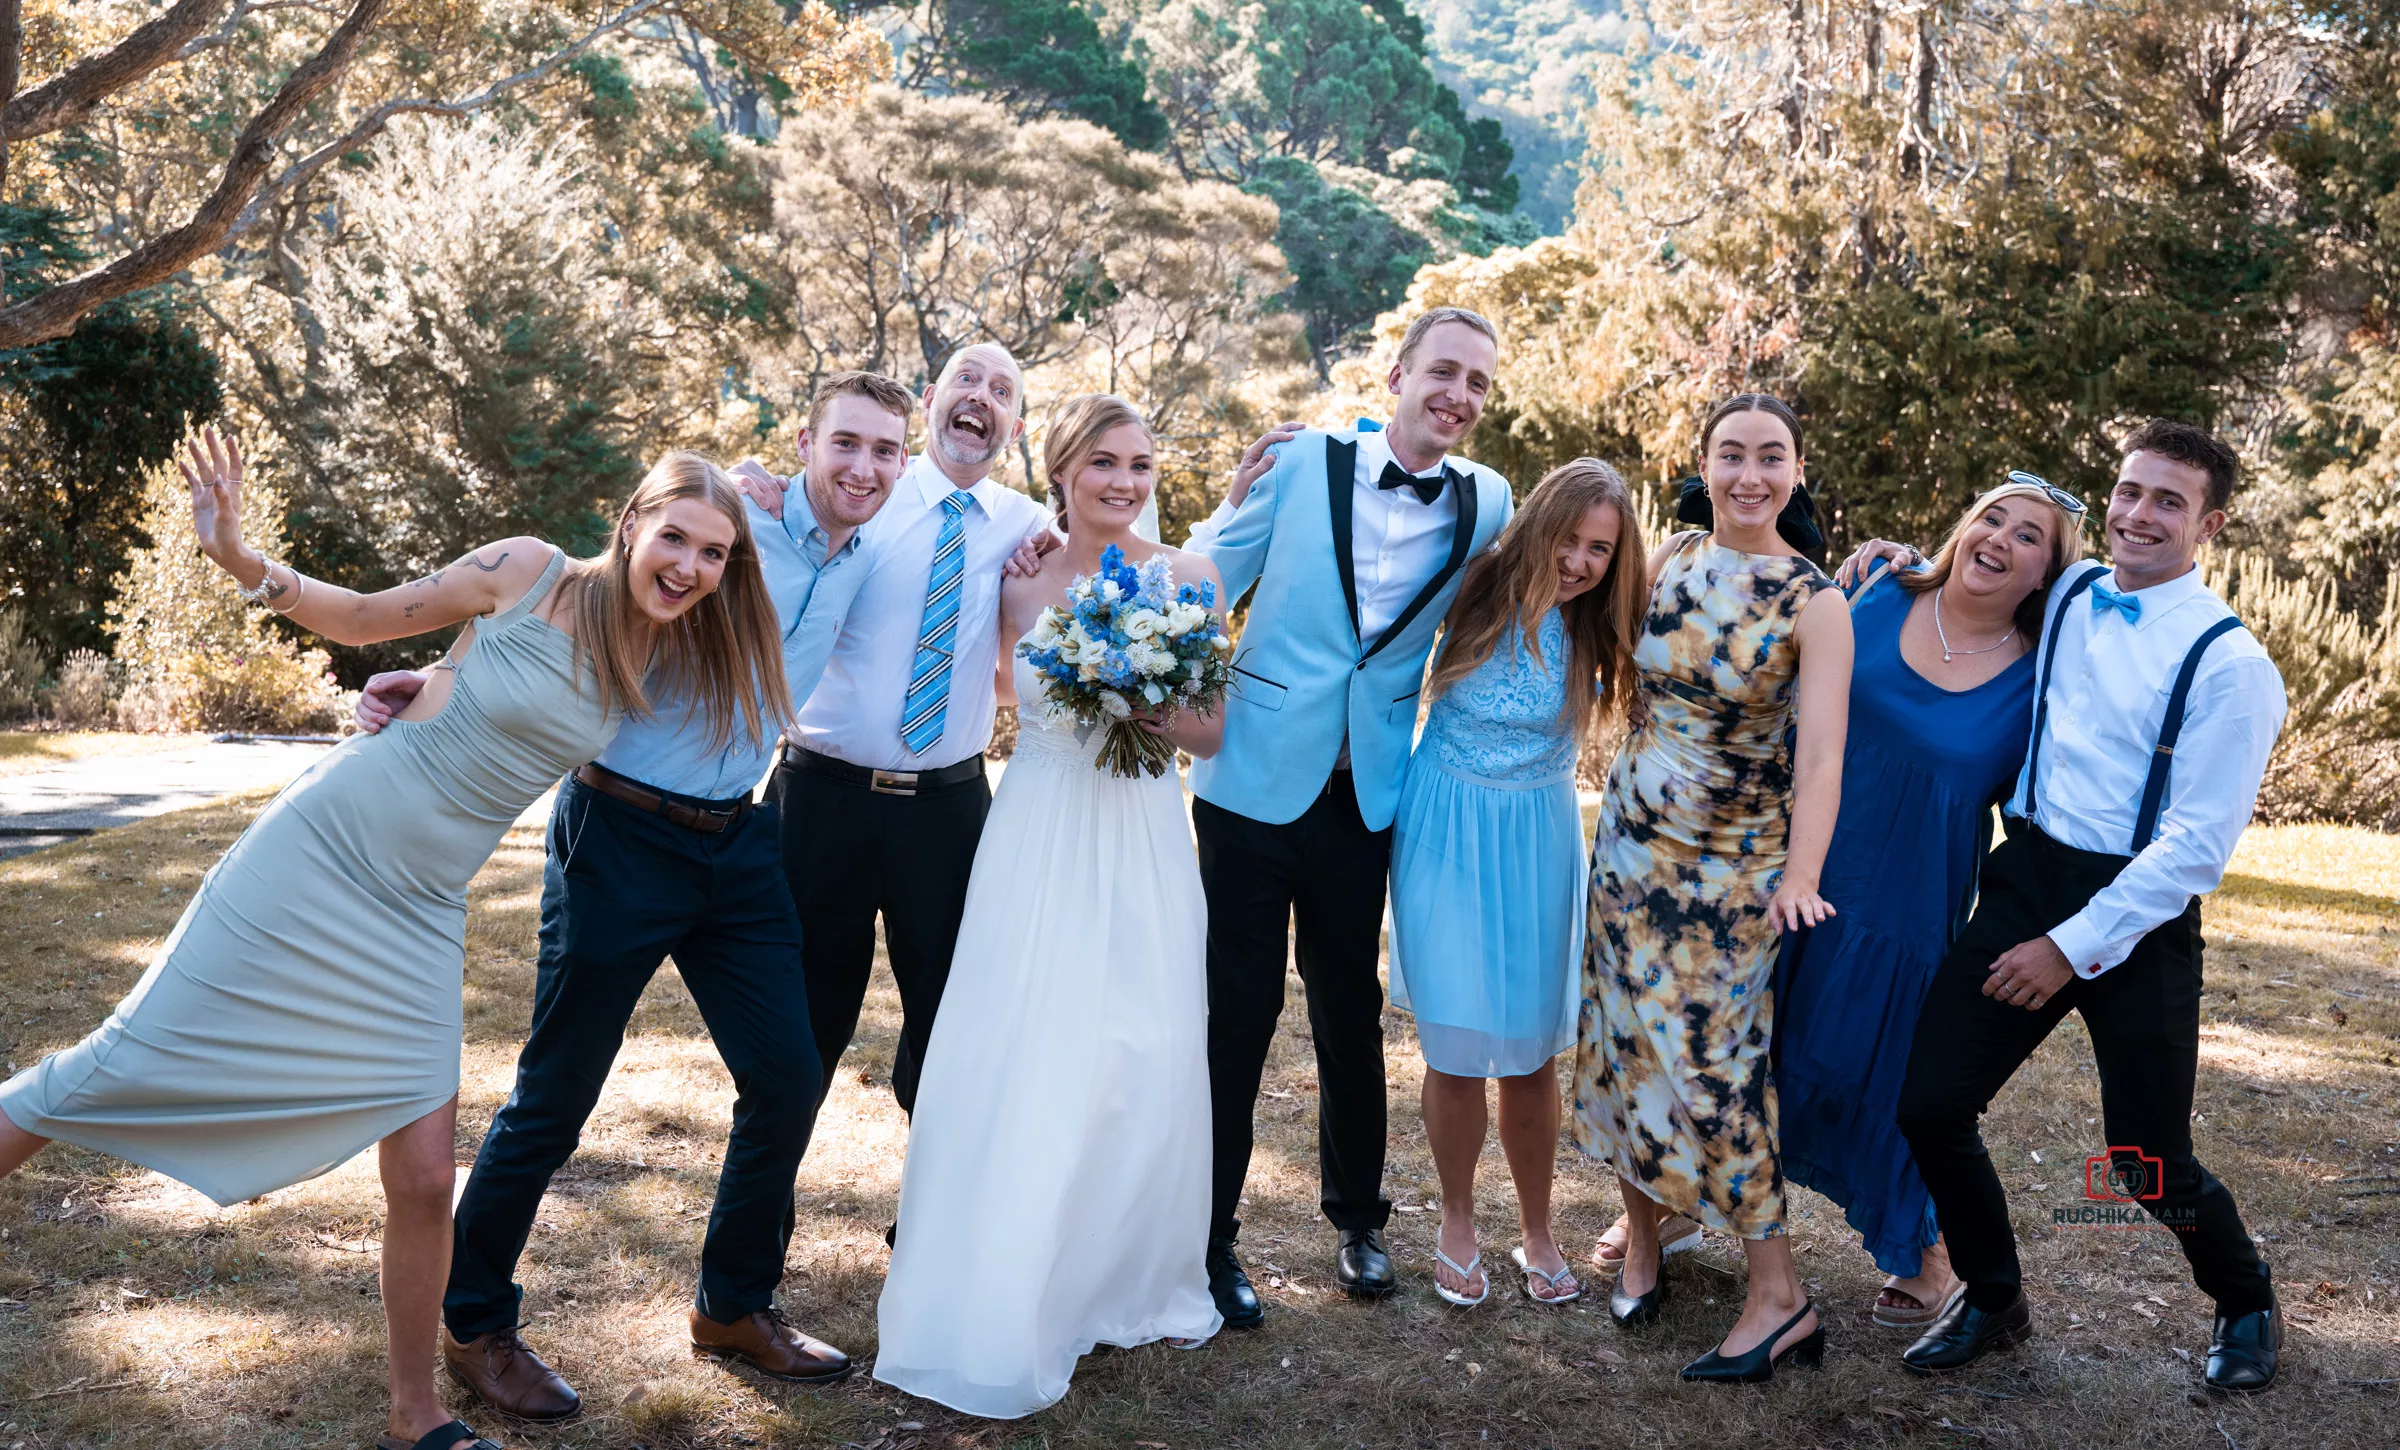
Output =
[
  {"x1": 408, "y1": 567, "x2": 445, "y2": 589},
  {"x1": 464, "y1": 551, "x2": 510, "y2": 572},
  {"x1": 403, "y1": 601, "x2": 426, "y2": 618},
  {"x1": 261, "y1": 576, "x2": 289, "y2": 600}
]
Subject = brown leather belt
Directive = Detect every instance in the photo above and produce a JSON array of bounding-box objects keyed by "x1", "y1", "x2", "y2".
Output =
[
  {"x1": 571, "y1": 762, "x2": 753, "y2": 834},
  {"x1": 776, "y1": 742, "x2": 986, "y2": 797}
]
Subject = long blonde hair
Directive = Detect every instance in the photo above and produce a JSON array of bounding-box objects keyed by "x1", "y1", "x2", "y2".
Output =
[
  {"x1": 1043, "y1": 393, "x2": 1151, "y2": 529},
  {"x1": 568, "y1": 451, "x2": 792, "y2": 752},
  {"x1": 1427, "y1": 458, "x2": 1648, "y2": 748},
  {"x1": 1896, "y1": 480, "x2": 2088, "y2": 638}
]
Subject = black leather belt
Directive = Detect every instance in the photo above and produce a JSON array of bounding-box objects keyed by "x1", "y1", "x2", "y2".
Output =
[
  {"x1": 777, "y1": 742, "x2": 986, "y2": 797},
  {"x1": 572, "y1": 762, "x2": 753, "y2": 834}
]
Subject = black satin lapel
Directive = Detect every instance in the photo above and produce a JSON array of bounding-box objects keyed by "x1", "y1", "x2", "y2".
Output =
[
  {"x1": 1326, "y1": 437, "x2": 1361, "y2": 643},
  {"x1": 1365, "y1": 466, "x2": 1481, "y2": 662}
]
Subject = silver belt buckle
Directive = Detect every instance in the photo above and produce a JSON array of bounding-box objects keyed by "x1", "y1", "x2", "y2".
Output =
[{"x1": 870, "y1": 768, "x2": 919, "y2": 796}]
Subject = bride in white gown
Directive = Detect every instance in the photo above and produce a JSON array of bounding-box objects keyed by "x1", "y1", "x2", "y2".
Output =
[{"x1": 874, "y1": 395, "x2": 1226, "y2": 1419}]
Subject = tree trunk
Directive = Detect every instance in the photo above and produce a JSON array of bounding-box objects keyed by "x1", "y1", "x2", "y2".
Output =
[{"x1": 1, "y1": 0, "x2": 20, "y2": 303}]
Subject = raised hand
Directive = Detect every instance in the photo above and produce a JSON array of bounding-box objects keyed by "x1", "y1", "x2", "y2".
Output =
[
  {"x1": 728, "y1": 458, "x2": 791, "y2": 520},
  {"x1": 1227, "y1": 420, "x2": 1305, "y2": 509},
  {"x1": 177, "y1": 426, "x2": 255, "y2": 574},
  {"x1": 354, "y1": 670, "x2": 430, "y2": 735}
]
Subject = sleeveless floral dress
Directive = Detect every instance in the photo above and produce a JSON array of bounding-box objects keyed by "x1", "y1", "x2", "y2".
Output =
[{"x1": 1570, "y1": 533, "x2": 1834, "y2": 1239}]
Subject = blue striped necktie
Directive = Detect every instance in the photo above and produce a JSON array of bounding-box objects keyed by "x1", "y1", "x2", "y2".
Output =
[{"x1": 901, "y1": 489, "x2": 975, "y2": 755}]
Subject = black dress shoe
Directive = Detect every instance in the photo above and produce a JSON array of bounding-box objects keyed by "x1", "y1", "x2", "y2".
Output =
[
  {"x1": 1681, "y1": 1300, "x2": 1825, "y2": 1383},
  {"x1": 2206, "y1": 1290, "x2": 2281, "y2": 1394},
  {"x1": 1900, "y1": 1289, "x2": 2032, "y2": 1374},
  {"x1": 1206, "y1": 1241, "x2": 1264, "y2": 1329},
  {"x1": 1335, "y1": 1228, "x2": 1397, "y2": 1298}
]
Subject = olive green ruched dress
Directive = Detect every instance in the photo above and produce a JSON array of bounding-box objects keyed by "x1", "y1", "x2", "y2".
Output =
[{"x1": 0, "y1": 550, "x2": 619, "y2": 1205}]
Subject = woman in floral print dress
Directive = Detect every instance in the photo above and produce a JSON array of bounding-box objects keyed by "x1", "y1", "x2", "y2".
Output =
[{"x1": 1571, "y1": 395, "x2": 1853, "y2": 1382}]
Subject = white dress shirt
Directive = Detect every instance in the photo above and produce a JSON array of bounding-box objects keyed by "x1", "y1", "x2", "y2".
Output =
[
  {"x1": 791, "y1": 454, "x2": 1049, "y2": 771},
  {"x1": 2017, "y1": 563, "x2": 2287, "y2": 977},
  {"x1": 1188, "y1": 425, "x2": 1458, "y2": 640}
]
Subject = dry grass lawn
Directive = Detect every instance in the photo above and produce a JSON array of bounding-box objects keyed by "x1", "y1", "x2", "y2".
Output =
[{"x1": 0, "y1": 796, "x2": 2394, "y2": 1450}]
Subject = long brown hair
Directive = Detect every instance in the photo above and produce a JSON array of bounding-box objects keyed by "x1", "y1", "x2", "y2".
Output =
[
  {"x1": 1894, "y1": 479, "x2": 2088, "y2": 638},
  {"x1": 1043, "y1": 393, "x2": 1151, "y2": 530},
  {"x1": 567, "y1": 451, "x2": 792, "y2": 752},
  {"x1": 1426, "y1": 458, "x2": 1648, "y2": 748}
]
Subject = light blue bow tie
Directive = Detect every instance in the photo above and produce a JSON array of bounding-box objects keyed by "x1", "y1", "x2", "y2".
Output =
[{"x1": 2089, "y1": 579, "x2": 2142, "y2": 625}]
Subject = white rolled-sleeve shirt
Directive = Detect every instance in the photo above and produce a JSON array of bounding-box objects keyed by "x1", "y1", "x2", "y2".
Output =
[
  {"x1": 1186, "y1": 424, "x2": 1456, "y2": 640},
  {"x1": 2019, "y1": 564, "x2": 2287, "y2": 977},
  {"x1": 791, "y1": 455, "x2": 1049, "y2": 771}
]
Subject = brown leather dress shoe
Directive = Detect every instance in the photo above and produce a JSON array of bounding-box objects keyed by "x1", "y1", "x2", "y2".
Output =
[
  {"x1": 689, "y1": 1305, "x2": 853, "y2": 1383},
  {"x1": 442, "y1": 1327, "x2": 581, "y2": 1423}
]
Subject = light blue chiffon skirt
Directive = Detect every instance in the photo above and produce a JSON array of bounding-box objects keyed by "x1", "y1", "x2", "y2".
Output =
[{"x1": 1388, "y1": 757, "x2": 1583, "y2": 1078}]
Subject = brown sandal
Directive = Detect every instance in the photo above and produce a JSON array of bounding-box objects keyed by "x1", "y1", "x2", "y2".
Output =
[
  {"x1": 1592, "y1": 1213, "x2": 1702, "y2": 1270},
  {"x1": 376, "y1": 1420, "x2": 503, "y2": 1450},
  {"x1": 1871, "y1": 1278, "x2": 1963, "y2": 1329}
]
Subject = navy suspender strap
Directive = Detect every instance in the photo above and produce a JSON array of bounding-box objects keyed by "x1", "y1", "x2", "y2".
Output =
[
  {"x1": 2128, "y1": 615, "x2": 2246, "y2": 853},
  {"x1": 2018, "y1": 564, "x2": 2106, "y2": 819}
]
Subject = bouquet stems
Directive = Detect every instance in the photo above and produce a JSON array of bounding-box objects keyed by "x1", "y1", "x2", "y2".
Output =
[{"x1": 1099, "y1": 719, "x2": 1180, "y2": 778}]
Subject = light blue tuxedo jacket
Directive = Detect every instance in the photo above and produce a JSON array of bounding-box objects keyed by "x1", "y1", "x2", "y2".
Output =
[{"x1": 1187, "y1": 429, "x2": 1514, "y2": 830}]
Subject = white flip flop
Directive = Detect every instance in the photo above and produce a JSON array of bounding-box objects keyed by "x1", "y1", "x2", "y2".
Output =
[
  {"x1": 1433, "y1": 1246, "x2": 1489, "y2": 1307},
  {"x1": 1512, "y1": 1245, "x2": 1582, "y2": 1305}
]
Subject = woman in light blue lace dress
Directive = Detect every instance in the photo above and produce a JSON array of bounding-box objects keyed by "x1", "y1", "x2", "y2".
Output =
[{"x1": 1390, "y1": 460, "x2": 1647, "y2": 1308}]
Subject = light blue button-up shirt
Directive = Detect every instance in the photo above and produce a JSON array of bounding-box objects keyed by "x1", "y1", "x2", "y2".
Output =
[{"x1": 591, "y1": 477, "x2": 869, "y2": 799}]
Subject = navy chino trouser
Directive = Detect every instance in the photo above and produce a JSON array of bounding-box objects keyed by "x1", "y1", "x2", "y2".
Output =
[{"x1": 444, "y1": 774, "x2": 824, "y2": 1337}]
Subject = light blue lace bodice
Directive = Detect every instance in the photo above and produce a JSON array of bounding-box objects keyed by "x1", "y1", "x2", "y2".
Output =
[{"x1": 1417, "y1": 607, "x2": 1578, "y2": 784}]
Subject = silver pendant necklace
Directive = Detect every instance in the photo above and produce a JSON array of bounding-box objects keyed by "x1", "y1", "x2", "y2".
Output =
[{"x1": 1934, "y1": 586, "x2": 2015, "y2": 663}]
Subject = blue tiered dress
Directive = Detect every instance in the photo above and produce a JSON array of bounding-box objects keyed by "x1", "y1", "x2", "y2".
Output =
[
  {"x1": 1389, "y1": 607, "x2": 1584, "y2": 1078},
  {"x1": 1772, "y1": 571, "x2": 2034, "y2": 1277}
]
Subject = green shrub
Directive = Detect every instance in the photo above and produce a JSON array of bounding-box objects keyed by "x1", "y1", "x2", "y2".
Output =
[{"x1": 0, "y1": 607, "x2": 46, "y2": 721}]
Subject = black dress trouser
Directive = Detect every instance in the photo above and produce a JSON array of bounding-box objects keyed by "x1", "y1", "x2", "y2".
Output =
[
  {"x1": 1895, "y1": 824, "x2": 2273, "y2": 1317},
  {"x1": 764, "y1": 759, "x2": 989, "y2": 1116},
  {"x1": 1195, "y1": 772, "x2": 1395, "y2": 1246},
  {"x1": 446, "y1": 777, "x2": 823, "y2": 1337}
]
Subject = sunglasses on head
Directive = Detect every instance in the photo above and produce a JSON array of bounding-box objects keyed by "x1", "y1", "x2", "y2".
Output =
[{"x1": 2005, "y1": 469, "x2": 2088, "y2": 516}]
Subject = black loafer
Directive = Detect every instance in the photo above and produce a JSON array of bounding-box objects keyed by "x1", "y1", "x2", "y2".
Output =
[
  {"x1": 1900, "y1": 1288, "x2": 2032, "y2": 1374},
  {"x1": 1206, "y1": 1241, "x2": 1264, "y2": 1329},
  {"x1": 1335, "y1": 1227, "x2": 1397, "y2": 1298},
  {"x1": 2206, "y1": 1290, "x2": 2281, "y2": 1394}
]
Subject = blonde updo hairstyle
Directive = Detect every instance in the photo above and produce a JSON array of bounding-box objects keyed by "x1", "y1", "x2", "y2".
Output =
[{"x1": 1042, "y1": 393, "x2": 1153, "y2": 533}]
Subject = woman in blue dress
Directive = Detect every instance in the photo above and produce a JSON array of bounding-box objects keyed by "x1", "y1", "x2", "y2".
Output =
[
  {"x1": 1389, "y1": 459, "x2": 1648, "y2": 1307},
  {"x1": 1775, "y1": 475, "x2": 2086, "y2": 1328}
]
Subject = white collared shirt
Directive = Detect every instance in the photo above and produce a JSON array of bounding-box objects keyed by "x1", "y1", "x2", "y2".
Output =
[
  {"x1": 791, "y1": 453, "x2": 1048, "y2": 771},
  {"x1": 1188, "y1": 425, "x2": 1457, "y2": 641},
  {"x1": 2020, "y1": 563, "x2": 2287, "y2": 977}
]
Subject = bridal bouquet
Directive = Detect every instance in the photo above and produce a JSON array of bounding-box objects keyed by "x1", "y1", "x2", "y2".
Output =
[{"x1": 1017, "y1": 544, "x2": 1232, "y2": 778}]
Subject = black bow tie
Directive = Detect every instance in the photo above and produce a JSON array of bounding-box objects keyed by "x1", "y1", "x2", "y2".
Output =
[{"x1": 1377, "y1": 459, "x2": 1450, "y2": 506}]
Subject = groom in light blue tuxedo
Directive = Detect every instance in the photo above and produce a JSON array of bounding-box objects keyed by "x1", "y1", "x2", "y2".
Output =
[{"x1": 1185, "y1": 307, "x2": 1514, "y2": 1326}]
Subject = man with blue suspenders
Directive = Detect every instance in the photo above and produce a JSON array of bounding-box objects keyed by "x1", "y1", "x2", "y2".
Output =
[
  {"x1": 1878, "y1": 421, "x2": 2288, "y2": 1393},
  {"x1": 1183, "y1": 307, "x2": 1516, "y2": 1325}
]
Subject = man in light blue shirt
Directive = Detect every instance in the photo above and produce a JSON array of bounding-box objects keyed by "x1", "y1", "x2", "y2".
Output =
[{"x1": 356, "y1": 372, "x2": 916, "y2": 1416}]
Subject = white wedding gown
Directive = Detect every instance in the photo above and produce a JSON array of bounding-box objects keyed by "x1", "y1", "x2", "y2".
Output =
[{"x1": 873, "y1": 655, "x2": 1222, "y2": 1419}]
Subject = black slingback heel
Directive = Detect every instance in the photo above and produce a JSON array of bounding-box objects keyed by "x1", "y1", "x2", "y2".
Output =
[{"x1": 1679, "y1": 1299, "x2": 1825, "y2": 1383}]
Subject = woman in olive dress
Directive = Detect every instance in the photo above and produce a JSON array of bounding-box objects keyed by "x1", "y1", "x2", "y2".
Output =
[
  {"x1": 1571, "y1": 395, "x2": 1853, "y2": 1383},
  {"x1": 0, "y1": 431, "x2": 789, "y2": 1450}
]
